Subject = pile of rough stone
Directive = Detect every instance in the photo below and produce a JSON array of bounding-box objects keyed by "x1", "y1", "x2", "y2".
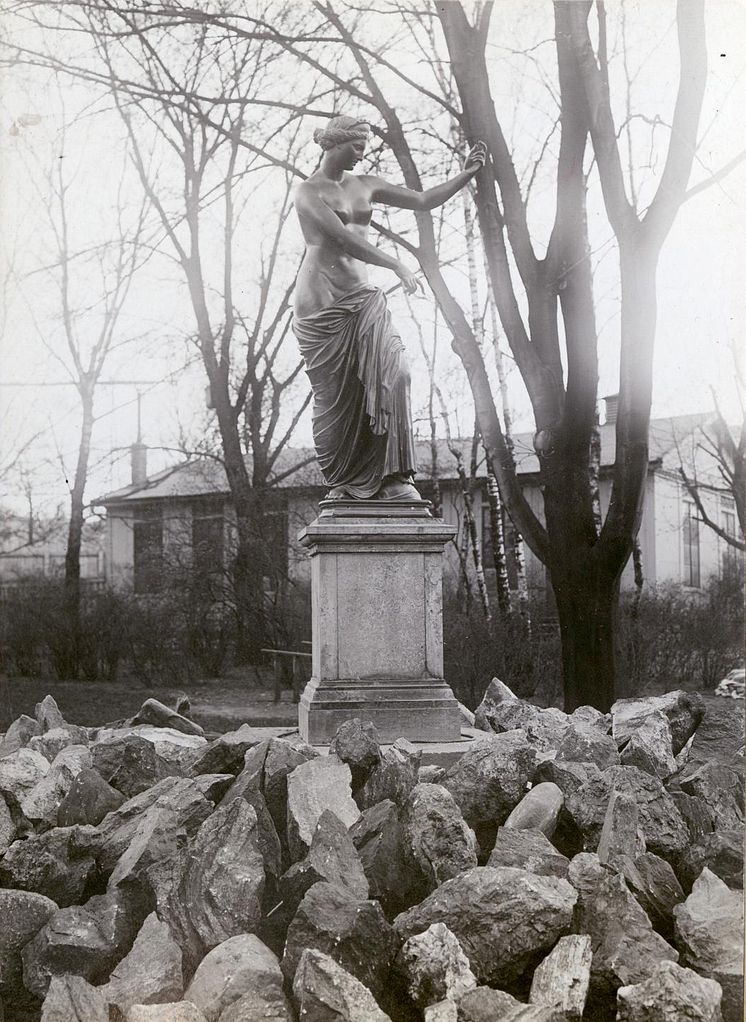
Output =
[{"x1": 0, "y1": 683, "x2": 742, "y2": 1022}]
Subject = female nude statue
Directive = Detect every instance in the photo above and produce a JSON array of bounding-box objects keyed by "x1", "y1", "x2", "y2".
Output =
[{"x1": 293, "y1": 116, "x2": 486, "y2": 500}]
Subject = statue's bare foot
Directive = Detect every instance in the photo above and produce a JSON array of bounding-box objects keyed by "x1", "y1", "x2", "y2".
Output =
[{"x1": 375, "y1": 474, "x2": 421, "y2": 501}]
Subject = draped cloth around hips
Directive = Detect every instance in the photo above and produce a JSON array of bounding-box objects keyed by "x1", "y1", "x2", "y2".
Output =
[{"x1": 292, "y1": 286, "x2": 416, "y2": 499}]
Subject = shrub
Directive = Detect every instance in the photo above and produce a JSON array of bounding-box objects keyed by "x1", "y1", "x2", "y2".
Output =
[{"x1": 616, "y1": 560, "x2": 744, "y2": 697}]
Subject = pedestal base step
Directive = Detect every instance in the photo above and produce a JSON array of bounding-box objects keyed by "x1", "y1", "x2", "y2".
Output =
[{"x1": 299, "y1": 675, "x2": 461, "y2": 745}]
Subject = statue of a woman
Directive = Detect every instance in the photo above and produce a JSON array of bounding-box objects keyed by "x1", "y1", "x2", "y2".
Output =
[{"x1": 293, "y1": 115, "x2": 486, "y2": 500}]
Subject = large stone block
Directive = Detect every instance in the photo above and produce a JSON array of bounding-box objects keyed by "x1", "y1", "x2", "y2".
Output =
[{"x1": 298, "y1": 501, "x2": 460, "y2": 744}]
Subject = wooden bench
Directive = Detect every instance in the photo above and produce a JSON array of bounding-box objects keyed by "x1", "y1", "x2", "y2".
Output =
[{"x1": 261, "y1": 647, "x2": 312, "y2": 703}]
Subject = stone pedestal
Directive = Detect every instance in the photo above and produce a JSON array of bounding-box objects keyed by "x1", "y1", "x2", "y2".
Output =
[{"x1": 298, "y1": 499, "x2": 461, "y2": 745}]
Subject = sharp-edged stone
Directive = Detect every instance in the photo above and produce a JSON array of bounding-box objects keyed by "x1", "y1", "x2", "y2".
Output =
[
  {"x1": 616, "y1": 959, "x2": 724, "y2": 1021},
  {"x1": 184, "y1": 933, "x2": 287, "y2": 1022},
  {"x1": 673, "y1": 867, "x2": 744, "y2": 1022},
  {"x1": 286, "y1": 754, "x2": 360, "y2": 862},
  {"x1": 528, "y1": 934, "x2": 592, "y2": 1019},
  {"x1": 357, "y1": 738, "x2": 421, "y2": 811},
  {"x1": 402, "y1": 783, "x2": 478, "y2": 893},
  {"x1": 487, "y1": 827, "x2": 569, "y2": 878},
  {"x1": 394, "y1": 866, "x2": 576, "y2": 987},
  {"x1": 282, "y1": 881, "x2": 398, "y2": 1000},
  {"x1": 610, "y1": 691, "x2": 705, "y2": 755},
  {"x1": 395, "y1": 922, "x2": 476, "y2": 1008},
  {"x1": 292, "y1": 948, "x2": 392, "y2": 1022},
  {"x1": 40, "y1": 974, "x2": 108, "y2": 1022},
  {"x1": 442, "y1": 731, "x2": 537, "y2": 830},
  {"x1": 619, "y1": 711, "x2": 677, "y2": 779},
  {"x1": 99, "y1": 911, "x2": 183, "y2": 1012},
  {"x1": 329, "y1": 718, "x2": 382, "y2": 790},
  {"x1": 596, "y1": 790, "x2": 645, "y2": 864}
]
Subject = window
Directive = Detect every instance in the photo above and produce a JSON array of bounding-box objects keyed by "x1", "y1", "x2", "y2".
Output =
[
  {"x1": 260, "y1": 501, "x2": 288, "y2": 580},
  {"x1": 721, "y1": 498, "x2": 739, "y2": 573},
  {"x1": 682, "y1": 502, "x2": 700, "y2": 588},
  {"x1": 133, "y1": 506, "x2": 163, "y2": 593},
  {"x1": 192, "y1": 503, "x2": 224, "y2": 580}
]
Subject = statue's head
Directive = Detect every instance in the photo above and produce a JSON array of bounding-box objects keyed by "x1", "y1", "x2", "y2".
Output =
[{"x1": 313, "y1": 115, "x2": 371, "y2": 153}]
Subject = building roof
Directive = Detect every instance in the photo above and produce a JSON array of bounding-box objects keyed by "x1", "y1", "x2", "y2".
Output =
[{"x1": 94, "y1": 412, "x2": 711, "y2": 507}]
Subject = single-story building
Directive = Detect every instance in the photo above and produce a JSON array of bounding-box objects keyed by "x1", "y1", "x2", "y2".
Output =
[{"x1": 92, "y1": 401, "x2": 740, "y2": 606}]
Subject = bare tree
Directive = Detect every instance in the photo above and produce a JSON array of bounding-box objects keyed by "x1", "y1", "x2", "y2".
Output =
[
  {"x1": 14, "y1": 116, "x2": 148, "y2": 676},
  {"x1": 89, "y1": 13, "x2": 312, "y2": 659},
  {"x1": 7, "y1": 0, "x2": 740, "y2": 707},
  {"x1": 677, "y1": 398, "x2": 745, "y2": 553}
]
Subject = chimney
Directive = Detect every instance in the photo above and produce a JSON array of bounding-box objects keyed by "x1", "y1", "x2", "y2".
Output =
[
  {"x1": 131, "y1": 442, "x2": 147, "y2": 486},
  {"x1": 604, "y1": 393, "x2": 619, "y2": 425},
  {"x1": 130, "y1": 390, "x2": 147, "y2": 485}
]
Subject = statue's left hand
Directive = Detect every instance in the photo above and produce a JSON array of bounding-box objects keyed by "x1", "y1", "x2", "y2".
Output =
[{"x1": 464, "y1": 141, "x2": 487, "y2": 174}]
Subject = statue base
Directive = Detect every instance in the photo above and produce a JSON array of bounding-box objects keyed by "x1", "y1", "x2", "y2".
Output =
[{"x1": 297, "y1": 498, "x2": 461, "y2": 745}]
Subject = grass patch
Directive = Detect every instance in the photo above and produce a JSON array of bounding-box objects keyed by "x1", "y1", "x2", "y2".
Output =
[{"x1": 0, "y1": 672, "x2": 299, "y2": 734}]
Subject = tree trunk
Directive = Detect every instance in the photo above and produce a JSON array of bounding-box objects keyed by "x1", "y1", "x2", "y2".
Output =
[
  {"x1": 552, "y1": 560, "x2": 618, "y2": 712},
  {"x1": 484, "y1": 461, "x2": 511, "y2": 616},
  {"x1": 61, "y1": 386, "x2": 94, "y2": 679}
]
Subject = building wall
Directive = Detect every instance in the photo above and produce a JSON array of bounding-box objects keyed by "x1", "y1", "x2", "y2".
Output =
[
  {"x1": 108, "y1": 506, "x2": 134, "y2": 587},
  {"x1": 653, "y1": 471, "x2": 727, "y2": 589}
]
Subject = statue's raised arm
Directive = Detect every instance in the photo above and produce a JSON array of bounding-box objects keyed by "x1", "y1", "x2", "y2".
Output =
[{"x1": 292, "y1": 115, "x2": 484, "y2": 502}]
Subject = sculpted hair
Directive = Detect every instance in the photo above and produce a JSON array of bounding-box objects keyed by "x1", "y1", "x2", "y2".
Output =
[{"x1": 313, "y1": 115, "x2": 371, "y2": 151}]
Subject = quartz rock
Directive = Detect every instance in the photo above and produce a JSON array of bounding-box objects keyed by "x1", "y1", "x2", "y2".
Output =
[
  {"x1": 0, "y1": 825, "x2": 99, "y2": 906},
  {"x1": 292, "y1": 948, "x2": 391, "y2": 1022},
  {"x1": 92, "y1": 733, "x2": 174, "y2": 798},
  {"x1": 57, "y1": 767, "x2": 126, "y2": 827},
  {"x1": 596, "y1": 790, "x2": 646, "y2": 864},
  {"x1": 97, "y1": 775, "x2": 217, "y2": 876},
  {"x1": 403, "y1": 783, "x2": 478, "y2": 892},
  {"x1": 576, "y1": 872, "x2": 678, "y2": 1000},
  {"x1": 528, "y1": 934, "x2": 592, "y2": 1020},
  {"x1": 679, "y1": 762, "x2": 743, "y2": 832},
  {"x1": 442, "y1": 731, "x2": 537, "y2": 829},
  {"x1": 184, "y1": 933, "x2": 286, "y2": 1022},
  {"x1": 614, "y1": 851, "x2": 685, "y2": 941},
  {"x1": 357, "y1": 738, "x2": 421, "y2": 811},
  {"x1": 620, "y1": 711, "x2": 677, "y2": 779},
  {"x1": 278, "y1": 809, "x2": 368, "y2": 921},
  {"x1": 0, "y1": 714, "x2": 42, "y2": 758},
  {"x1": 40, "y1": 974, "x2": 108, "y2": 1022},
  {"x1": 350, "y1": 799, "x2": 415, "y2": 915},
  {"x1": 473, "y1": 677, "x2": 518, "y2": 731},
  {"x1": 0, "y1": 890, "x2": 57, "y2": 1002},
  {"x1": 555, "y1": 723, "x2": 620, "y2": 770},
  {"x1": 125, "y1": 1004, "x2": 207, "y2": 1022},
  {"x1": 0, "y1": 746, "x2": 50, "y2": 804},
  {"x1": 329, "y1": 718, "x2": 382, "y2": 790},
  {"x1": 678, "y1": 828, "x2": 744, "y2": 891},
  {"x1": 282, "y1": 881, "x2": 398, "y2": 1000},
  {"x1": 616, "y1": 959, "x2": 724, "y2": 1021},
  {"x1": 100, "y1": 912, "x2": 183, "y2": 1012},
  {"x1": 673, "y1": 868, "x2": 744, "y2": 1022},
  {"x1": 189, "y1": 725, "x2": 261, "y2": 776},
  {"x1": 610, "y1": 691, "x2": 705, "y2": 755},
  {"x1": 394, "y1": 866, "x2": 576, "y2": 987},
  {"x1": 487, "y1": 827, "x2": 569, "y2": 878},
  {"x1": 36, "y1": 695, "x2": 66, "y2": 732},
  {"x1": 565, "y1": 765, "x2": 688, "y2": 863},
  {"x1": 21, "y1": 744, "x2": 92, "y2": 825},
  {"x1": 286, "y1": 754, "x2": 360, "y2": 862},
  {"x1": 396, "y1": 922, "x2": 476, "y2": 1008},
  {"x1": 163, "y1": 799, "x2": 266, "y2": 975}
]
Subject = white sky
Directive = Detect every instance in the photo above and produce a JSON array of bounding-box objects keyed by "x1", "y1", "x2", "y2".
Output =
[{"x1": 1, "y1": 0, "x2": 744, "y2": 517}]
